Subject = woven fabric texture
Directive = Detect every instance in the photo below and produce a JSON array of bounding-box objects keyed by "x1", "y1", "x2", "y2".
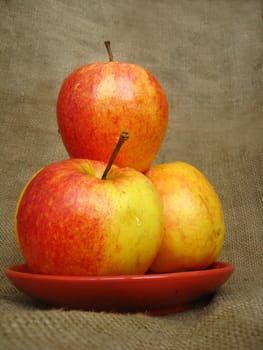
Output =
[{"x1": 0, "y1": 1, "x2": 262, "y2": 349}]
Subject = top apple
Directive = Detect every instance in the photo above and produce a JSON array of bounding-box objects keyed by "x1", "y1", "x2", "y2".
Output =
[{"x1": 57, "y1": 41, "x2": 168, "y2": 172}]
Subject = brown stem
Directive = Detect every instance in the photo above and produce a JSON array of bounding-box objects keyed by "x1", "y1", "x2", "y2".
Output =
[
  {"x1": 104, "y1": 41, "x2": 113, "y2": 61},
  {"x1": 101, "y1": 132, "x2": 129, "y2": 179}
]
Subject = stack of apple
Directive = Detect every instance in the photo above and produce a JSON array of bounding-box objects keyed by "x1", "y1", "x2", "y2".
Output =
[{"x1": 15, "y1": 42, "x2": 224, "y2": 276}]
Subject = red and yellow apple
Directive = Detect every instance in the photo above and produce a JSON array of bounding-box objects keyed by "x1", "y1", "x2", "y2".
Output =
[
  {"x1": 56, "y1": 42, "x2": 168, "y2": 172},
  {"x1": 15, "y1": 158, "x2": 164, "y2": 276},
  {"x1": 146, "y1": 162, "x2": 225, "y2": 273}
]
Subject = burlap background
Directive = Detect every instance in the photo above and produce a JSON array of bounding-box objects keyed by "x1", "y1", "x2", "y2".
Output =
[{"x1": 1, "y1": 1, "x2": 262, "y2": 349}]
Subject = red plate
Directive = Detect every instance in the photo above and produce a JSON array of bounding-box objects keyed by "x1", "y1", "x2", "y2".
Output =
[{"x1": 5, "y1": 261, "x2": 234, "y2": 315}]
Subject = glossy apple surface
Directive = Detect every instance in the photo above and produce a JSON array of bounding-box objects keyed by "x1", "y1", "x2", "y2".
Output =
[
  {"x1": 57, "y1": 62, "x2": 168, "y2": 172},
  {"x1": 146, "y1": 162, "x2": 225, "y2": 273},
  {"x1": 15, "y1": 159, "x2": 164, "y2": 276}
]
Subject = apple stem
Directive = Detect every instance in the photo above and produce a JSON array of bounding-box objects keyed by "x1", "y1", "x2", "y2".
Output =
[
  {"x1": 101, "y1": 132, "x2": 129, "y2": 180},
  {"x1": 104, "y1": 41, "x2": 113, "y2": 61}
]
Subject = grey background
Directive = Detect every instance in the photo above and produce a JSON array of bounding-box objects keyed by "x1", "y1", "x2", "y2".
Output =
[{"x1": 1, "y1": 1, "x2": 262, "y2": 349}]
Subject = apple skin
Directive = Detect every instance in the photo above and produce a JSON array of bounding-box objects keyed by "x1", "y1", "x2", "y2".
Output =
[
  {"x1": 15, "y1": 159, "x2": 164, "y2": 276},
  {"x1": 57, "y1": 62, "x2": 168, "y2": 172},
  {"x1": 146, "y1": 162, "x2": 225, "y2": 273}
]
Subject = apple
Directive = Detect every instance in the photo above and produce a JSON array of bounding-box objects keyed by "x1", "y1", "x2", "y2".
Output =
[
  {"x1": 15, "y1": 133, "x2": 164, "y2": 276},
  {"x1": 56, "y1": 41, "x2": 168, "y2": 173},
  {"x1": 146, "y1": 162, "x2": 225, "y2": 273}
]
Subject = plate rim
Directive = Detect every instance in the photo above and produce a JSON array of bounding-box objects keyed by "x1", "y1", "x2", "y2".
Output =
[{"x1": 5, "y1": 261, "x2": 235, "y2": 282}]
